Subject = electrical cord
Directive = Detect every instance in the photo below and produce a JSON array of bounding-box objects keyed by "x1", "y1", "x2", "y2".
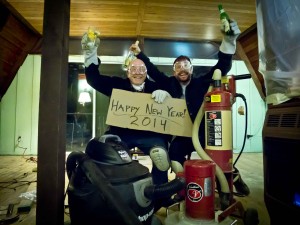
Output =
[
  {"x1": 0, "y1": 173, "x2": 37, "y2": 190},
  {"x1": 233, "y1": 93, "x2": 248, "y2": 169},
  {"x1": 22, "y1": 148, "x2": 38, "y2": 163},
  {"x1": 15, "y1": 137, "x2": 38, "y2": 163}
]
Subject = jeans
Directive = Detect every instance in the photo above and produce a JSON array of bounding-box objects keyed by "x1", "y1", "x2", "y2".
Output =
[{"x1": 168, "y1": 135, "x2": 204, "y2": 166}]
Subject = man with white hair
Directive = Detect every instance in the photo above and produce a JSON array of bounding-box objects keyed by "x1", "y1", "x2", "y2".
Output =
[{"x1": 81, "y1": 32, "x2": 172, "y2": 187}]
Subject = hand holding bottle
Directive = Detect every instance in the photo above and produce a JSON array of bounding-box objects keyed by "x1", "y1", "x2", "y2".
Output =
[
  {"x1": 218, "y1": 5, "x2": 241, "y2": 37},
  {"x1": 82, "y1": 27, "x2": 100, "y2": 51},
  {"x1": 129, "y1": 41, "x2": 141, "y2": 55},
  {"x1": 123, "y1": 41, "x2": 139, "y2": 70},
  {"x1": 218, "y1": 5, "x2": 241, "y2": 54},
  {"x1": 228, "y1": 20, "x2": 241, "y2": 36},
  {"x1": 218, "y1": 4, "x2": 232, "y2": 35},
  {"x1": 219, "y1": 19, "x2": 241, "y2": 54},
  {"x1": 81, "y1": 27, "x2": 101, "y2": 67}
]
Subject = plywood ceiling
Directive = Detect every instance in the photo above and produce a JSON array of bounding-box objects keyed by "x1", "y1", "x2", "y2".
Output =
[{"x1": 6, "y1": 0, "x2": 257, "y2": 42}]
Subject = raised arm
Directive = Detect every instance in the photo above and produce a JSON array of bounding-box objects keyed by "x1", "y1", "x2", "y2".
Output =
[
  {"x1": 82, "y1": 31, "x2": 122, "y2": 97},
  {"x1": 204, "y1": 19, "x2": 241, "y2": 80},
  {"x1": 129, "y1": 42, "x2": 169, "y2": 84},
  {"x1": 85, "y1": 59, "x2": 122, "y2": 97}
]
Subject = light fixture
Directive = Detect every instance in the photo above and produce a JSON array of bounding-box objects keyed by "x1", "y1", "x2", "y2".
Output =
[{"x1": 78, "y1": 90, "x2": 91, "y2": 106}]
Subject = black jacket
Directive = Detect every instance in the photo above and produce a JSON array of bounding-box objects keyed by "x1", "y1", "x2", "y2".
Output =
[
  {"x1": 85, "y1": 60, "x2": 170, "y2": 139},
  {"x1": 137, "y1": 51, "x2": 233, "y2": 122},
  {"x1": 85, "y1": 61, "x2": 159, "y2": 97}
]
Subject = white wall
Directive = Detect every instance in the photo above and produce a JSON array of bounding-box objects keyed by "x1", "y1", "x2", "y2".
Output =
[
  {"x1": 0, "y1": 55, "x2": 41, "y2": 155},
  {"x1": 229, "y1": 61, "x2": 266, "y2": 153}
]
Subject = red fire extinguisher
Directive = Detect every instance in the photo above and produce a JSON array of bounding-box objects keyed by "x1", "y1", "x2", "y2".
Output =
[
  {"x1": 204, "y1": 71, "x2": 234, "y2": 174},
  {"x1": 168, "y1": 71, "x2": 252, "y2": 224},
  {"x1": 182, "y1": 70, "x2": 235, "y2": 221}
]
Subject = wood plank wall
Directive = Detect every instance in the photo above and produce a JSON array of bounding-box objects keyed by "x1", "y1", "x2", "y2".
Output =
[
  {"x1": 0, "y1": 1, "x2": 42, "y2": 101},
  {"x1": 237, "y1": 24, "x2": 266, "y2": 100}
]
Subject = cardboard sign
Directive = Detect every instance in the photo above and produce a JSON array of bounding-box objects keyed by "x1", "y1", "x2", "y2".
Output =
[{"x1": 106, "y1": 89, "x2": 193, "y2": 137}]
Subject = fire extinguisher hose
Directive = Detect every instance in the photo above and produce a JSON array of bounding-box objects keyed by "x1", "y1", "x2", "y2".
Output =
[{"x1": 191, "y1": 87, "x2": 230, "y2": 195}]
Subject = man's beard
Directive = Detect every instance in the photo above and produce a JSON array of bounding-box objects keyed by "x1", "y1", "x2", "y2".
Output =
[{"x1": 176, "y1": 72, "x2": 191, "y2": 84}]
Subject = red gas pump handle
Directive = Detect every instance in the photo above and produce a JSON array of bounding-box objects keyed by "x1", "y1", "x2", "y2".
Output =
[
  {"x1": 205, "y1": 73, "x2": 252, "y2": 98},
  {"x1": 204, "y1": 74, "x2": 252, "y2": 84},
  {"x1": 232, "y1": 74, "x2": 252, "y2": 80}
]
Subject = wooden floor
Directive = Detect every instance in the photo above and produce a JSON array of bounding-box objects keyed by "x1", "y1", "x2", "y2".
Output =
[{"x1": 0, "y1": 153, "x2": 270, "y2": 225}]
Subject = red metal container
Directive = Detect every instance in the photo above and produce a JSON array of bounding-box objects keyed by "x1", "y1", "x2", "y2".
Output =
[{"x1": 184, "y1": 159, "x2": 216, "y2": 220}]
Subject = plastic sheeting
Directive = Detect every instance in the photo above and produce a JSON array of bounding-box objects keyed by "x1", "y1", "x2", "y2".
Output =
[{"x1": 256, "y1": 0, "x2": 300, "y2": 105}]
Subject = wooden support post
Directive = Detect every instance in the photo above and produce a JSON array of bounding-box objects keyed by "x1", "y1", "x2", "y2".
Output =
[{"x1": 36, "y1": 0, "x2": 70, "y2": 225}]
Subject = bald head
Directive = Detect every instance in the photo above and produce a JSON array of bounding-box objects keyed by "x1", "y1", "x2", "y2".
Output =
[
  {"x1": 127, "y1": 59, "x2": 148, "y2": 85},
  {"x1": 129, "y1": 58, "x2": 145, "y2": 67}
]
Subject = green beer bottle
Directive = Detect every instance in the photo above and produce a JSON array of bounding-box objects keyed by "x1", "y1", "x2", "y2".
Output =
[{"x1": 218, "y1": 4, "x2": 233, "y2": 35}]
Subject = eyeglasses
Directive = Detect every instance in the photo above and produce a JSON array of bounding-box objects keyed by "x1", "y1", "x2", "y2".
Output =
[
  {"x1": 173, "y1": 61, "x2": 192, "y2": 72},
  {"x1": 128, "y1": 65, "x2": 147, "y2": 74}
]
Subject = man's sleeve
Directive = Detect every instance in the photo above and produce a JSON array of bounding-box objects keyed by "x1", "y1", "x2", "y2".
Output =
[
  {"x1": 85, "y1": 59, "x2": 115, "y2": 96},
  {"x1": 200, "y1": 51, "x2": 233, "y2": 81},
  {"x1": 214, "y1": 51, "x2": 233, "y2": 75}
]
